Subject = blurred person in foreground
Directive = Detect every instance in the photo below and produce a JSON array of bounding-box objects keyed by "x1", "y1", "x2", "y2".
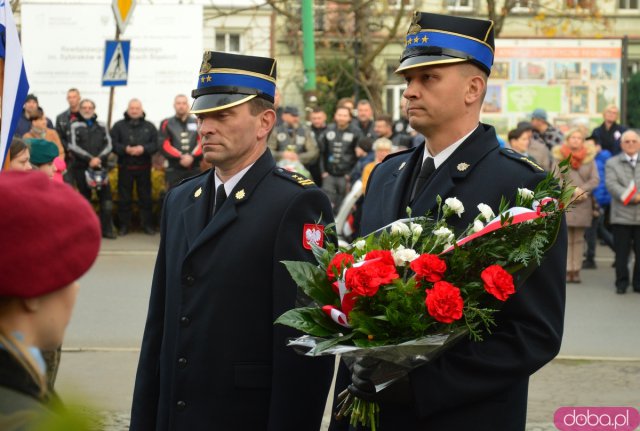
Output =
[
  {"x1": 605, "y1": 129, "x2": 640, "y2": 294},
  {"x1": 130, "y1": 51, "x2": 335, "y2": 430},
  {"x1": 330, "y1": 11, "x2": 567, "y2": 431},
  {"x1": 0, "y1": 171, "x2": 101, "y2": 430},
  {"x1": 551, "y1": 128, "x2": 599, "y2": 283}
]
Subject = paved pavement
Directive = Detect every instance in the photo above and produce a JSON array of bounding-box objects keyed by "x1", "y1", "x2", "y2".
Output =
[{"x1": 55, "y1": 234, "x2": 640, "y2": 430}]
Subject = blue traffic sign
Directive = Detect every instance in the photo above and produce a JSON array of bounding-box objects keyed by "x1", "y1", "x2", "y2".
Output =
[{"x1": 102, "y1": 40, "x2": 130, "y2": 86}]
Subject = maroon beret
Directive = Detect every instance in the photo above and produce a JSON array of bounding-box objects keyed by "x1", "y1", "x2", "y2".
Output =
[{"x1": 0, "y1": 171, "x2": 101, "y2": 298}]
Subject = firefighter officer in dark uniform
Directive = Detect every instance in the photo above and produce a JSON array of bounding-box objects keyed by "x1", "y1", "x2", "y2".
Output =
[
  {"x1": 159, "y1": 94, "x2": 203, "y2": 189},
  {"x1": 130, "y1": 51, "x2": 335, "y2": 431},
  {"x1": 318, "y1": 105, "x2": 363, "y2": 210},
  {"x1": 330, "y1": 12, "x2": 567, "y2": 431},
  {"x1": 267, "y1": 105, "x2": 319, "y2": 172}
]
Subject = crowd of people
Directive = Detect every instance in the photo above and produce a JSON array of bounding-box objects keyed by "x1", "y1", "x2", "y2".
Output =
[
  {"x1": 6, "y1": 76, "x2": 637, "y2": 289},
  {"x1": 6, "y1": 91, "x2": 205, "y2": 239}
]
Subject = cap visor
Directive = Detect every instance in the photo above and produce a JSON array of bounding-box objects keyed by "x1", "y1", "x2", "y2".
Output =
[
  {"x1": 190, "y1": 94, "x2": 257, "y2": 114},
  {"x1": 395, "y1": 55, "x2": 467, "y2": 74}
]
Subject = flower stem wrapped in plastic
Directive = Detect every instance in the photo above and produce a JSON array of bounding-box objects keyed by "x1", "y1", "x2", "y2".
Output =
[{"x1": 276, "y1": 166, "x2": 573, "y2": 429}]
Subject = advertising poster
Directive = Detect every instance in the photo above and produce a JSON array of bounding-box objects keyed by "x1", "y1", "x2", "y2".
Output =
[{"x1": 481, "y1": 39, "x2": 622, "y2": 137}]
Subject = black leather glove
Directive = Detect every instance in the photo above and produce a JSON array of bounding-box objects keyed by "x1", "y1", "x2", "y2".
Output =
[{"x1": 347, "y1": 357, "x2": 413, "y2": 404}]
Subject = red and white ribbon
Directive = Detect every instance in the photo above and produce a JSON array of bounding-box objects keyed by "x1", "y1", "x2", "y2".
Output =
[{"x1": 441, "y1": 202, "x2": 556, "y2": 254}]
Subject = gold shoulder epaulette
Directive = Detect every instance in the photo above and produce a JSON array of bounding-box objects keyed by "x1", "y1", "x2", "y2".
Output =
[
  {"x1": 274, "y1": 168, "x2": 316, "y2": 187},
  {"x1": 499, "y1": 148, "x2": 544, "y2": 172}
]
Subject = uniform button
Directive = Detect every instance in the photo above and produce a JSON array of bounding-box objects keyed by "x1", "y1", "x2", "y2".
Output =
[
  {"x1": 184, "y1": 275, "x2": 195, "y2": 286},
  {"x1": 180, "y1": 316, "x2": 191, "y2": 327},
  {"x1": 178, "y1": 357, "x2": 187, "y2": 368},
  {"x1": 176, "y1": 400, "x2": 186, "y2": 410}
]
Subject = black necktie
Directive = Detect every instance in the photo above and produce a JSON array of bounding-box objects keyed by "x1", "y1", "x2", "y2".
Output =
[
  {"x1": 213, "y1": 184, "x2": 227, "y2": 216},
  {"x1": 411, "y1": 156, "x2": 435, "y2": 201}
]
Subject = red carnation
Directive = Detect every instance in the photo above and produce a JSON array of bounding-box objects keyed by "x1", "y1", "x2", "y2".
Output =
[
  {"x1": 345, "y1": 260, "x2": 399, "y2": 297},
  {"x1": 327, "y1": 252, "x2": 355, "y2": 281},
  {"x1": 410, "y1": 254, "x2": 447, "y2": 284},
  {"x1": 425, "y1": 281, "x2": 464, "y2": 324},
  {"x1": 365, "y1": 249, "x2": 395, "y2": 267},
  {"x1": 481, "y1": 265, "x2": 515, "y2": 301}
]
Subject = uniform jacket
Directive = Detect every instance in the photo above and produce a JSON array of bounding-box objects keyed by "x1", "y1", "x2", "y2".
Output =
[
  {"x1": 268, "y1": 123, "x2": 319, "y2": 165},
  {"x1": 159, "y1": 116, "x2": 202, "y2": 171},
  {"x1": 55, "y1": 109, "x2": 81, "y2": 150},
  {"x1": 552, "y1": 144, "x2": 599, "y2": 228},
  {"x1": 319, "y1": 123, "x2": 362, "y2": 176},
  {"x1": 331, "y1": 123, "x2": 567, "y2": 431},
  {"x1": 111, "y1": 112, "x2": 159, "y2": 168},
  {"x1": 68, "y1": 115, "x2": 112, "y2": 169},
  {"x1": 130, "y1": 149, "x2": 335, "y2": 431},
  {"x1": 605, "y1": 152, "x2": 640, "y2": 225}
]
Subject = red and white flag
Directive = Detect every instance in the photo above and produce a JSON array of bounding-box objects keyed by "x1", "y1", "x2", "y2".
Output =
[{"x1": 621, "y1": 180, "x2": 637, "y2": 206}]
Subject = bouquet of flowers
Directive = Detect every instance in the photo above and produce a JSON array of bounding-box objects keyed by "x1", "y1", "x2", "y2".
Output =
[{"x1": 276, "y1": 168, "x2": 572, "y2": 430}]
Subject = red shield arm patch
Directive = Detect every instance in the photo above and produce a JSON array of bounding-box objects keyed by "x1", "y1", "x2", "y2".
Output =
[{"x1": 302, "y1": 224, "x2": 324, "y2": 250}]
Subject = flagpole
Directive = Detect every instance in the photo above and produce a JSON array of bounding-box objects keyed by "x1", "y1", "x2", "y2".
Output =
[{"x1": 0, "y1": 57, "x2": 8, "y2": 171}]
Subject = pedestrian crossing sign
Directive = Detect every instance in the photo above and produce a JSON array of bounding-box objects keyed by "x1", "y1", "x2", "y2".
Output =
[{"x1": 102, "y1": 40, "x2": 130, "y2": 87}]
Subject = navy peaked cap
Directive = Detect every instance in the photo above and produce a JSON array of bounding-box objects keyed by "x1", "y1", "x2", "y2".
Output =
[
  {"x1": 397, "y1": 12, "x2": 495, "y2": 75},
  {"x1": 191, "y1": 51, "x2": 277, "y2": 114}
]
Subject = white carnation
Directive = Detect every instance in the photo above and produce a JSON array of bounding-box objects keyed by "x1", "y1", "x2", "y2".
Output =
[
  {"x1": 444, "y1": 197, "x2": 464, "y2": 216},
  {"x1": 472, "y1": 219, "x2": 484, "y2": 233},
  {"x1": 518, "y1": 188, "x2": 534, "y2": 200},
  {"x1": 410, "y1": 223, "x2": 423, "y2": 236},
  {"x1": 433, "y1": 226, "x2": 454, "y2": 242},
  {"x1": 354, "y1": 239, "x2": 366, "y2": 250},
  {"x1": 392, "y1": 246, "x2": 419, "y2": 266},
  {"x1": 390, "y1": 221, "x2": 411, "y2": 236},
  {"x1": 477, "y1": 203, "x2": 494, "y2": 222}
]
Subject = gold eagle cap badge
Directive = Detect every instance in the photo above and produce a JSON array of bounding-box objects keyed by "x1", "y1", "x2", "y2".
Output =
[
  {"x1": 457, "y1": 162, "x2": 470, "y2": 172},
  {"x1": 407, "y1": 11, "x2": 422, "y2": 35},
  {"x1": 235, "y1": 189, "x2": 246, "y2": 200},
  {"x1": 194, "y1": 187, "x2": 202, "y2": 198}
]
